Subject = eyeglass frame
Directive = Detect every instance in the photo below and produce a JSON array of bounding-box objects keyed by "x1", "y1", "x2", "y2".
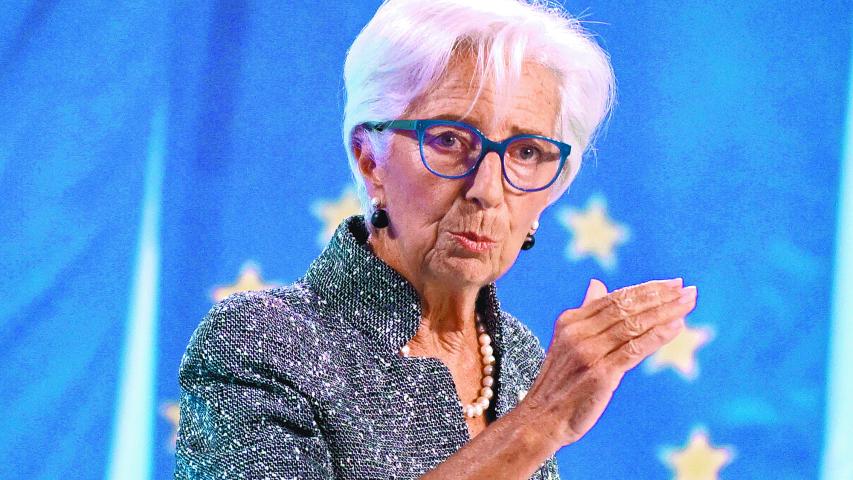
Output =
[{"x1": 361, "y1": 119, "x2": 572, "y2": 192}]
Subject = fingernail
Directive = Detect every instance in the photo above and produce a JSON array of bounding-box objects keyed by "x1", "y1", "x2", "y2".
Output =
[
  {"x1": 666, "y1": 278, "x2": 683, "y2": 288},
  {"x1": 678, "y1": 286, "x2": 697, "y2": 303}
]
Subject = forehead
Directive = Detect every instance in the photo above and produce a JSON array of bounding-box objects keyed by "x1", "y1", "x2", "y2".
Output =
[{"x1": 405, "y1": 55, "x2": 561, "y2": 138}]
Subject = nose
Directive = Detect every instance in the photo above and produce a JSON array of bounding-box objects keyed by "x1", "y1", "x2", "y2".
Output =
[{"x1": 464, "y1": 151, "x2": 505, "y2": 209}]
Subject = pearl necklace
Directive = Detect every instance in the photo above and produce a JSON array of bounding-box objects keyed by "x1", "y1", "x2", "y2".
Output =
[{"x1": 399, "y1": 316, "x2": 495, "y2": 419}]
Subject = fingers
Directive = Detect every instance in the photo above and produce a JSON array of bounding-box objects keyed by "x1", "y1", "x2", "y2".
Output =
[
  {"x1": 581, "y1": 279, "x2": 608, "y2": 307},
  {"x1": 580, "y1": 278, "x2": 683, "y2": 317},
  {"x1": 574, "y1": 279, "x2": 685, "y2": 334},
  {"x1": 596, "y1": 286, "x2": 697, "y2": 354},
  {"x1": 605, "y1": 315, "x2": 685, "y2": 373}
]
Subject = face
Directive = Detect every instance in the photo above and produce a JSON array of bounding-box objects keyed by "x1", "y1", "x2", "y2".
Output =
[{"x1": 360, "y1": 55, "x2": 562, "y2": 290}]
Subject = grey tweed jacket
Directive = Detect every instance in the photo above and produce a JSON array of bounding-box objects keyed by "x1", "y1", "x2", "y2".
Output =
[{"x1": 175, "y1": 216, "x2": 559, "y2": 479}]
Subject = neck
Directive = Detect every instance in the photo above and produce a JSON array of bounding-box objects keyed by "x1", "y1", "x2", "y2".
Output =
[
  {"x1": 368, "y1": 230, "x2": 483, "y2": 358},
  {"x1": 413, "y1": 282, "x2": 481, "y2": 356}
]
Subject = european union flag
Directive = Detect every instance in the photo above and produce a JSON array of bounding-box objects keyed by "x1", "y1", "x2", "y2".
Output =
[{"x1": 0, "y1": 1, "x2": 850, "y2": 478}]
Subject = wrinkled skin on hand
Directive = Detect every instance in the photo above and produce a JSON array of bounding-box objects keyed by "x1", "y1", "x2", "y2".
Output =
[{"x1": 522, "y1": 278, "x2": 697, "y2": 446}]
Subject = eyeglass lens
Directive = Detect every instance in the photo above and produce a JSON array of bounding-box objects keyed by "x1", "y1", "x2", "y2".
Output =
[{"x1": 421, "y1": 123, "x2": 562, "y2": 190}]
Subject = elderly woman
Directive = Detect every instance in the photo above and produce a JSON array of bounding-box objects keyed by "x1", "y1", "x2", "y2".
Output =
[{"x1": 175, "y1": 0, "x2": 697, "y2": 478}]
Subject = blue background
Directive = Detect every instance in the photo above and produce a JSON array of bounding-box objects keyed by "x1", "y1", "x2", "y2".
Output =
[{"x1": 1, "y1": 0, "x2": 851, "y2": 478}]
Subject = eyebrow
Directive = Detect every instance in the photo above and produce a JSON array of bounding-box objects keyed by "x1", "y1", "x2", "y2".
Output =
[{"x1": 426, "y1": 114, "x2": 550, "y2": 138}]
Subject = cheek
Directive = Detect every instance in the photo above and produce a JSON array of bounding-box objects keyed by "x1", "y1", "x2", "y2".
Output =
[
  {"x1": 383, "y1": 145, "x2": 455, "y2": 226},
  {"x1": 383, "y1": 143, "x2": 422, "y2": 197},
  {"x1": 507, "y1": 194, "x2": 549, "y2": 235}
]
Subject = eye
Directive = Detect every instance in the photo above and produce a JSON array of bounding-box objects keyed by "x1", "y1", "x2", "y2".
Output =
[
  {"x1": 437, "y1": 132, "x2": 458, "y2": 148},
  {"x1": 517, "y1": 144, "x2": 542, "y2": 162},
  {"x1": 426, "y1": 128, "x2": 470, "y2": 151}
]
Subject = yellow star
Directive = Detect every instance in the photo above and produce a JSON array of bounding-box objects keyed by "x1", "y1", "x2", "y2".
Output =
[
  {"x1": 312, "y1": 186, "x2": 362, "y2": 246},
  {"x1": 557, "y1": 196, "x2": 629, "y2": 270},
  {"x1": 160, "y1": 401, "x2": 180, "y2": 452},
  {"x1": 646, "y1": 323, "x2": 713, "y2": 380},
  {"x1": 664, "y1": 430, "x2": 733, "y2": 480},
  {"x1": 210, "y1": 263, "x2": 278, "y2": 302}
]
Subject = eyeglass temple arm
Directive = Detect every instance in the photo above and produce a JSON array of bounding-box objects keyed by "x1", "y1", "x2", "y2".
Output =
[{"x1": 362, "y1": 120, "x2": 419, "y2": 132}]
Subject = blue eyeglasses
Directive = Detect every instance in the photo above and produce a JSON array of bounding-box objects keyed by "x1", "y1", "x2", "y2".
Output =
[{"x1": 362, "y1": 119, "x2": 572, "y2": 192}]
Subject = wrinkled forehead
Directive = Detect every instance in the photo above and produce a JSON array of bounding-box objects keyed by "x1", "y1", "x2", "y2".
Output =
[{"x1": 403, "y1": 51, "x2": 562, "y2": 139}]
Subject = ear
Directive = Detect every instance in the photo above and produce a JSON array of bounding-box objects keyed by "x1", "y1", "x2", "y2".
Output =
[{"x1": 351, "y1": 127, "x2": 385, "y2": 198}]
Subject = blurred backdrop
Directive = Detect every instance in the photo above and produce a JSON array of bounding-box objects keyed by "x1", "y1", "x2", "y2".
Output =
[{"x1": 1, "y1": 1, "x2": 852, "y2": 478}]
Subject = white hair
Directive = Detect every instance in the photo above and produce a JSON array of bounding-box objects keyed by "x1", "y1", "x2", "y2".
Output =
[{"x1": 342, "y1": 0, "x2": 615, "y2": 213}]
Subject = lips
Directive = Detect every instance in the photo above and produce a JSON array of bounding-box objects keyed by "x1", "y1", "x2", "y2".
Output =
[{"x1": 450, "y1": 231, "x2": 497, "y2": 253}]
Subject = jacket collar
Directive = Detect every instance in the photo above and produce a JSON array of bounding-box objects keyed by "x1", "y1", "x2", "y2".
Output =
[{"x1": 302, "y1": 216, "x2": 505, "y2": 355}]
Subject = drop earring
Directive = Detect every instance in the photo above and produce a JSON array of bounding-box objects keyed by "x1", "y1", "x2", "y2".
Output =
[
  {"x1": 521, "y1": 220, "x2": 539, "y2": 251},
  {"x1": 370, "y1": 197, "x2": 389, "y2": 229}
]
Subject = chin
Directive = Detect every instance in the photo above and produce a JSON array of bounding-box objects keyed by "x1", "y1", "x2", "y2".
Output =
[{"x1": 432, "y1": 255, "x2": 501, "y2": 288}]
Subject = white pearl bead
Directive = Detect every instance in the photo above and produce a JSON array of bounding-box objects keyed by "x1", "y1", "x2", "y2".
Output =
[
  {"x1": 459, "y1": 316, "x2": 495, "y2": 421},
  {"x1": 399, "y1": 345, "x2": 410, "y2": 357}
]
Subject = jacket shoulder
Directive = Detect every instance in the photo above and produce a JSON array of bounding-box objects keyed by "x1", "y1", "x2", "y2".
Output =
[
  {"x1": 180, "y1": 283, "x2": 328, "y2": 392},
  {"x1": 176, "y1": 284, "x2": 338, "y2": 477}
]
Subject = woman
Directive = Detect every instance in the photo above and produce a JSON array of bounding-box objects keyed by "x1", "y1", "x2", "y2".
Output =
[{"x1": 175, "y1": 0, "x2": 697, "y2": 478}]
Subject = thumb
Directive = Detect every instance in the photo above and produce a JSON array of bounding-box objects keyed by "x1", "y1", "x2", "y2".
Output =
[{"x1": 582, "y1": 278, "x2": 608, "y2": 307}]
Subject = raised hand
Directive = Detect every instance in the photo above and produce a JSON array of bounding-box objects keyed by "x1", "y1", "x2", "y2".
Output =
[{"x1": 521, "y1": 278, "x2": 697, "y2": 447}]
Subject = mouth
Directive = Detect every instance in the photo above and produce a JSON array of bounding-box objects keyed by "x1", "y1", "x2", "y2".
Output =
[{"x1": 449, "y1": 231, "x2": 497, "y2": 253}]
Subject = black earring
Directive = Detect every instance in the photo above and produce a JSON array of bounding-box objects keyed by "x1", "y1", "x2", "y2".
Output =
[
  {"x1": 370, "y1": 197, "x2": 389, "y2": 229},
  {"x1": 521, "y1": 220, "x2": 539, "y2": 251}
]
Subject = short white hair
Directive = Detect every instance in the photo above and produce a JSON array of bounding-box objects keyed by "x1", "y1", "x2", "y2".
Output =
[{"x1": 342, "y1": 0, "x2": 615, "y2": 213}]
